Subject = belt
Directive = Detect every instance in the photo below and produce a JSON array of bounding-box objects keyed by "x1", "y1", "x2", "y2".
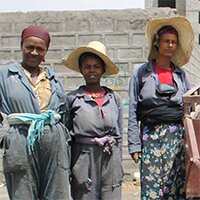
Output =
[{"x1": 75, "y1": 136, "x2": 116, "y2": 155}]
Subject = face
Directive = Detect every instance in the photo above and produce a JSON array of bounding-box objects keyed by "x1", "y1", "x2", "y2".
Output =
[
  {"x1": 158, "y1": 33, "x2": 178, "y2": 58},
  {"x1": 21, "y1": 36, "x2": 47, "y2": 69},
  {"x1": 80, "y1": 55, "x2": 105, "y2": 86}
]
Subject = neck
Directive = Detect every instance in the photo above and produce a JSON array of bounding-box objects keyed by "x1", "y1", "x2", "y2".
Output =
[
  {"x1": 84, "y1": 85, "x2": 103, "y2": 93},
  {"x1": 21, "y1": 62, "x2": 40, "y2": 77},
  {"x1": 156, "y1": 58, "x2": 171, "y2": 70}
]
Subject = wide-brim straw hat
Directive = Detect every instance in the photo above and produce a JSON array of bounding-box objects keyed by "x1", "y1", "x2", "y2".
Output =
[
  {"x1": 62, "y1": 41, "x2": 119, "y2": 75},
  {"x1": 146, "y1": 15, "x2": 194, "y2": 67}
]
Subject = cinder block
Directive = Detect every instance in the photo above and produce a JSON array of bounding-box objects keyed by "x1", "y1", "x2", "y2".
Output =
[
  {"x1": 51, "y1": 35, "x2": 76, "y2": 48},
  {"x1": 104, "y1": 34, "x2": 129, "y2": 45},
  {"x1": 117, "y1": 48, "x2": 143, "y2": 62},
  {"x1": 77, "y1": 34, "x2": 102, "y2": 45}
]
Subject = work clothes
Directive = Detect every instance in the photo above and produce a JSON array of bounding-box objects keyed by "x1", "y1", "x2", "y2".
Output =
[
  {"x1": 0, "y1": 62, "x2": 71, "y2": 200},
  {"x1": 67, "y1": 86, "x2": 124, "y2": 200}
]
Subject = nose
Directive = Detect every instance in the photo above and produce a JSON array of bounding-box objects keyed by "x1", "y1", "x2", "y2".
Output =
[
  {"x1": 169, "y1": 41, "x2": 173, "y2": 47},
  {"x1": 89, "y1": 66, "x2": 96, "y2": 71},
  {"x1": 31, "y1": 48, "x2": 39, "y2": 55}
]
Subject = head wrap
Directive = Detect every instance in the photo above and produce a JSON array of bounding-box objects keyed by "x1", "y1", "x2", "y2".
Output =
[
  {"x1": 21, "y1": 25, "x2": 51, "y2": 49},
  {"x1": 157, "y1": 25, "x2": 178, "y2": 39}
]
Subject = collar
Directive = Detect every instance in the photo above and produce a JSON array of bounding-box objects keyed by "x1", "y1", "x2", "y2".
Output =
[{"x1": 8, "y1": 62, "x2": 58, "y2": 81}]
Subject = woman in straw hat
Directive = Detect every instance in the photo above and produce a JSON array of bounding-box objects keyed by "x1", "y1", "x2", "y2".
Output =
[
  {"x1": 127, "y1": 16, "x2": 194, "y2": 199},
  {"x1": 62, "y1": 41, "x2": 124, "y2": 200}
]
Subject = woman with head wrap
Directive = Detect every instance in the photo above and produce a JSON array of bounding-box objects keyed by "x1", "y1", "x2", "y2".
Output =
[
  {"x1": 127, "y1": 16, "x2": 194, "y2": 199},
  {"x1": 0, "y1": 25, "x2": 71, "y2": 199}
]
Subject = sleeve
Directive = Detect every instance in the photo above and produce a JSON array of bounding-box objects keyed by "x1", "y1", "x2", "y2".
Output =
[
  {"x1": 184, "y1": 70, "x2": 191, "y2": 91},
  {"x1": 127, "y1": 66, "x2": 142, "y2": 154},
  {"x1": 113, "y1": 91, "x2": 123, "y2": 142},
  {"x1": 65, "y1": 94, "x2": 74, "y2": 132}
]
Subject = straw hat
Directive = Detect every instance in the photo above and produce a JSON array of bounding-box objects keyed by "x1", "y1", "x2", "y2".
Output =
[
  {"x1": 62, "y1": 41, "x2": 119, "y2": 75},
  {"x1": 146, "y1": 16, "x2": 194, "y2": 67}
]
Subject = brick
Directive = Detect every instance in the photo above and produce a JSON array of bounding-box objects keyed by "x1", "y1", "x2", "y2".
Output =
[
  {"x1": 1, "y1": 36, "x2": 20, "y2": 48},
  {"x1": 186, "y1": 0, "x2": 200, "y2": 10},
  {"x1": 63, "y1": 75, "x2": 84, "y2": 90},
  {"x1": 0, "y1": 50, "x2": 13, "y2": 60},
  {"x1": 116, "y1": 62, "x2": 129, "y2": 76},
  {"x1": 92, "y1": 19, "x2": 114, "y2": 32},
  {"x1": 39, "y1": 22, "x2": 63, "y2": 33},
  {"x1": 0, "y1": 22, "x2": 12, "y2": 33},
  {"x1": 51, "y1": 35, "x2": 76, "y2": 47},
  {"x1": 77, "y1": 34, "x2": 102, "y2": 45},
  {"x1": 101, "y1": 75, "x2": 129, "y2": 90},
  {"x1": 132, "y1": 33, "x2": 147, "y2": 46},
  {"x1": 117, "y1": 48, "x2": 143, "y2": 62},
  {"x1": 105, "y1": 34, "x2": 129, "y2": 45},
  {"x1": 45, "y1": 49, "x2": 62, "y2": 60},
  {"x1": 64, "y1": 19, "x2": 90, "y2": 33},
  {"x1": 116, "y1": 19, "x2": 146, "y2": 32}
]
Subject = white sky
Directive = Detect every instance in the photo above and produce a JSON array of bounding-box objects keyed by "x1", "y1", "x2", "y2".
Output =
[{"x1": 0, "y1": 0, "x2": 144, "y2": 12}]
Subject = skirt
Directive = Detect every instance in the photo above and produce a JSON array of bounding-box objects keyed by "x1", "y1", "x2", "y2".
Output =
[{"x1": 141, "y1": 123, "x2": 186, "y2": 200}]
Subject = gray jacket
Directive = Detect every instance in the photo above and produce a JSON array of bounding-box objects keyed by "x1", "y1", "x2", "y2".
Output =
[
  {"x1": 0, "y1": 62, "x2": 67, "y2": 115},
  {"x1": 0, "y1": 62, "x2": 69, "y2": 146},
  {"x1": 66, "y1": 86, "x2": 123, "y2": 142},
  {"x1": 127, "y1": 61, "x2": 190, "y2": 154}
]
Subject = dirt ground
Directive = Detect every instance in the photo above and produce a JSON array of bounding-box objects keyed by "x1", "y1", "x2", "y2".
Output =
[
  {"x1": 122, "y1": 181, "x2": 141, "y2": 199},
  {"x1": 0, "y1": 181, "x2": 141, "y2": 200}
]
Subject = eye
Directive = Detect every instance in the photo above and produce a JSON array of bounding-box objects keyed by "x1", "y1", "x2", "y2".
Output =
[
  {"x1": 26, "y1": 45, "x2": 35, "y2": 51},
  {"x1": 82, "y1": 65, "x2": 90, "y2": 69},
  {"x1": 25, "y1": 45, "x2": 46, "y2": 53},
  {"x1": 36, "y1": 47, "x2": 46, "y2": 53},
  {"x1": 94, "y1": 65, "x2": 101, "y2": 69}
]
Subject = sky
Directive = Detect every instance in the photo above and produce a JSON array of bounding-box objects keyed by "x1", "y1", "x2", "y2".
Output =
[{"x1": 0, "y1": 0, "x2": 144, "y2": 12}]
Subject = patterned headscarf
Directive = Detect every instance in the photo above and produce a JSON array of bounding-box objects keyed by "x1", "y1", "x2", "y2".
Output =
[
  {"x1": 157, "y1": 25, "x2": 178, "y2": 39},
  {"x1": 21, "y1": 25, "x2": 51, "y2": 49}
]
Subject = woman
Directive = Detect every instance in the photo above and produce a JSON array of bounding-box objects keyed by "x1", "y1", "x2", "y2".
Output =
[
  {"x1": 62, "y1": 41, "x2": 124, "y2": 200},
  {"x1": 0, "y1": 25, "x2": 71, "y2": 200},
  {"x1": 127, "y1": 16, "x2": 194, "y2": 199}
]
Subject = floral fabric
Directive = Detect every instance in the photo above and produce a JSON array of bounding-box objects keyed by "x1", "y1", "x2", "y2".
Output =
[{"x1": 141, "y1": 123, "x2": 186, "y2": 200}]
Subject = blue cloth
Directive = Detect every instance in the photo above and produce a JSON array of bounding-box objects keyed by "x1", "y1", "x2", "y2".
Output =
[{"x1": 8, "y1": 110, "x2": 59, "y2": 153}]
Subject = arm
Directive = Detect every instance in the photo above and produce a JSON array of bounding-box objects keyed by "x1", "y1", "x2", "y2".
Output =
[
  {"x1": 65, "y1": 94, "x2": 74, "y2": 132},
  {"x1": 184, "y1": 70, "x2": 191, "y2": 91},
  {"x1": 127, "y1": 67, "x2": 142, "y2": 161},
  {"x1": 113, "y1": 91, "x2": 123, "y2": 141}
]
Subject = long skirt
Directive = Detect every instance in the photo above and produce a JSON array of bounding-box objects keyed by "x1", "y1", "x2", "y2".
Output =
[{"x1": 141, "y1": 123, "x2": 186, "y2": 200}]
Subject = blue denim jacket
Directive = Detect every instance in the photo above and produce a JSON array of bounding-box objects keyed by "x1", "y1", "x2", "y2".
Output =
[{"x1": 127, "y1": 61, "x2": 190, "y2": 154}]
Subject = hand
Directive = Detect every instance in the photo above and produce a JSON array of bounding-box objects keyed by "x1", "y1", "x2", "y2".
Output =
[{"x1": 131, "y1": 152, "x2": 141, "y2": 163}]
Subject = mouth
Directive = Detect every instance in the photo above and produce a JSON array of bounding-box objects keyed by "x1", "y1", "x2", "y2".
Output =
[
  {"x1": 88, "y1": 74, "x2": 96, "y2": 79},
  {"x1": 166, "y1": 50, "x2": 174, "y2": 54},
  {"x1": 28, "y1": 56, "x2": 40, "y2": 62}
]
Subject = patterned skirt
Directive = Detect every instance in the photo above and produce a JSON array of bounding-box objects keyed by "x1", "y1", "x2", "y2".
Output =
[{"x1": 141, "y1": 123, "x2": 186, "y2": 200}]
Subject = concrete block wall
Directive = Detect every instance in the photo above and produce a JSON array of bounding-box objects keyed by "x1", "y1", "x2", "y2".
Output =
[
  {"x1": 186, "y1": 0, "x2": 200, "y2": 45},
  {"x1": 0, "y1": 8, "x2": 200, "y2": 182}
]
